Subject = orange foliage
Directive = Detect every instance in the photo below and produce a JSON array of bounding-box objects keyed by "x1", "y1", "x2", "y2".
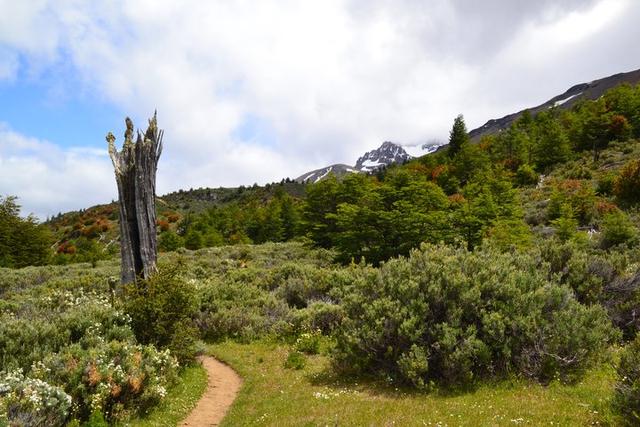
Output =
[
  {"x1": 157, "y1": 219, "x2": 170, "y2": 232},
  {"x1": 87, "y1": 362, "x2": 102, "y2": 386},
  {"x1": 431, "y1": 164, "x2": 447, "y2": 180},
  {"x1": 448, "y1": 193, "x2": 466, "y2": 204},
  {"x1": 596, "y1": 200, "x2": 618, "y2": 215}
]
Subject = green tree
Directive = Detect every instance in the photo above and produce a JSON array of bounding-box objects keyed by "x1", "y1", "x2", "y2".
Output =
[
  {"x1": 534, "y1": 111, "x2": 571, "y2": 170},
  {"x1": 302, "y1": 176, "x2": 341, "y2": 247},
  {"x1": 448, "y1": 114, "x2": 469, "y2": 158},
  {"x1": 159, "y1": 230, "x2": 184, "y2": 252},
  {"x1": 552, "y1": 203, "x2": 578, "y2": 242},
  {"x1": 278, "y1": 192, "x2": 301, "y2": 241},
  {"x1": 600, "y1": 210, "x2": 638, "y2": 248},
  {"x1": 183, "y1": 229, "x2": 203, "y2": 250},
  {"x1": 0, "y1": 196, "x2": 51, "y2": 268}
]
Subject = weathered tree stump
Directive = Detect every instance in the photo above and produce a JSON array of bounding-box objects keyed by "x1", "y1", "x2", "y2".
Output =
[{"x1": 107, "y1": 112, "x2": 163, "y2": 284}]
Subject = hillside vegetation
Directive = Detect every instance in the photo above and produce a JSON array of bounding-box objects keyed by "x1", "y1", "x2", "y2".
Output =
[{"x1": 2, "y1": 81, "x2": 640, "y2": 424}]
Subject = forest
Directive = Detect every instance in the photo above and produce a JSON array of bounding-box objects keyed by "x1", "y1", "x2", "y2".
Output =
[{"x1": 1, "y1": 82, "x2": 640, "y2": 425}]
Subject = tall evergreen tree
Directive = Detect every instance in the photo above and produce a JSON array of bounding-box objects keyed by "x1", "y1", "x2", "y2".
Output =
[{"x1": 448, "y1": 114, "x2": 469, "y2": 158}]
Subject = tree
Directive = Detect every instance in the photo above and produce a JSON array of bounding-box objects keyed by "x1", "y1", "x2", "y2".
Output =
[
  {"x1": 0, "y1": 196, "x2": 51, "y2": 268},
  {"x1": 448, "y1": 114, "x2": 469, "y2": 158},
  {"x1": 107, "y1": 113, "x2": 163, "y2": 284},
  {"x1": 534, "y1": 111, "x2": 571, "y2": 170}
]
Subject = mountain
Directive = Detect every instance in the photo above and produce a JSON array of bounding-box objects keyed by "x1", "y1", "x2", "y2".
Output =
[
  {"x1": 296, "y1": 140, "x2": 445, "y2": 183},
  {"x1": 469, "y1": 68, "x2": 640, "y2": 141},
  {"x1": 355, "y1": 141, "x2": 412, "y2": 172},
  {"x1": 295, "y1": 164, "x2": 358, "y2": 185}
]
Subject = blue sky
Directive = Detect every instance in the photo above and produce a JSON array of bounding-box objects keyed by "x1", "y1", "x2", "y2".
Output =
[
  {"x1": 0, "y1": 76, "x2": 121, "y2": 150},
  {"x1": 1, "y1": 0, "x2": 639, "y2": 219}
]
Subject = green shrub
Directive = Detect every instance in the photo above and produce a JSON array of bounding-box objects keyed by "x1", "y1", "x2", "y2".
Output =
[
  {"x1": 551, "y1": 204, "x2": 578, "y2": 242},
  {"x1": 333, "y1": 244, "x2": 617, "y2": 387},
  {"x1": 123, "y1": 262, "x2": 199, "y2": 365},
  {"x1": 597, "y1": 173, "x2": 616, "y2": 195},
  {"x1": 515, "y1": 164, "x2": 539, "y2": 186},
  {"x1": 613, "y1": 336, "x2": 640, "y2": 425},
  {"x1": 159, "y1": 231, "x2": 184, "y2": 252},
  {"x1": 292, "y1": 301, "x2": 344, "y2": 334},
  {"x1": 197, "y1": 277, "x2": 290, "y2": 342},
  {"x1": 284, "y1": 351, "x2": 306, "y2": 370},
  {"x1": 600, "y1": 210, "x2": 638, "y2": 249},
  {"x1": 294, "y1": 330, "x2": 322, "y2": 355},
  {"x1": 0, "y1": 370, "x2": 72, "y2": 426}
]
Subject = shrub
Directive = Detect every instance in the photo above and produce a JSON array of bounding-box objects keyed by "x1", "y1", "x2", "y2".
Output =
[
  {"x1": 597, "y1": 173, "x2": 616, "y2": 195},
  {"x1": 294, "y1": 330, "x2": 322, "y2": 355},
  {"x1": 38, "y1": 341, "x2": 178, "y2": 421},
  {"x1": 159, "y1": 231, "x2": 184, "y2": 252},
  {"x1": 333, "y1": 244, "x2": 617, "y2": 387},
  {"x1": 551, "y1": 204, "x2": 578, "y2": 242},
  {"x1": 123, "y1": 263, "x2": 199, "y2": 365},
  {"x1": 156, "y1": 219, "x2": 170, "y2": 232},
  {"x1": 614, "y1": 159, "x2": 640, "y2": 204},
  {"x1": 613, "y1": 336, "x2": 640, "y2": 425},
  {"x1": 284, "y1": 351, "x2": 306, "y2": 370},
  {"x1": 292, "y1": 301, "x2": 344, "y2": 334},
  {"x1": 197, "y1": 277, "x2": 290, "y2": 342},
  {"x1": 600, "y1": 210, "x2": 638, "y2": 249},
  {"x1": 515, "y1": 164, "x2": 539, "y2": 187},
  {"x1": 0, "y1": 370, "x2": 72, "y2": 426}
]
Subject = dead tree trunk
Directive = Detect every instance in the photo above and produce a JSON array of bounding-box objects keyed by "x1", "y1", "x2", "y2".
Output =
[{"x1": 107, "y1": 112, "x2": 163, "y2": 284}]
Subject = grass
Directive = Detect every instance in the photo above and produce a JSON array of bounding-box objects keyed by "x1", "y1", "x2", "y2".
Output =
[
  {"x1": 125, "y1": 363, "x2": 207, "y2": 426},
  {"x1": 210, "y1": 340, "x2": 620, "y2": 426}
]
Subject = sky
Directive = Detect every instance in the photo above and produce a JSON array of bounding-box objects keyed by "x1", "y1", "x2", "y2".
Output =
[{"x1": 0, "y1": 0, "x2": 639, "y2": 220}]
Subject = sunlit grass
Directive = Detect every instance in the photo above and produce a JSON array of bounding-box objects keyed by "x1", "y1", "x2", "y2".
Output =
[{"x1": 210, "y1": 340, "x2": 619, "y2": 426}]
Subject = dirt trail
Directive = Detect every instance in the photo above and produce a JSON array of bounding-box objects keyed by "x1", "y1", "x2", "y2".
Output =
[{"x1": 180, "y1": 356, "x2": 242, "y2": 427}]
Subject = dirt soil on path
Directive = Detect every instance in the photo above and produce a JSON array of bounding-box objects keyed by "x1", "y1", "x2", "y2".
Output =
[{"x1": 180, "y1": 356, "x2": 242, "y2": 427}]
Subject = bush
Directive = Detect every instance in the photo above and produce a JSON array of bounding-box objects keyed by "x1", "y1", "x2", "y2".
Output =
[
  {"x1": 38, "y1": 341, "x2": 178, "y2": 421},
  {"x1": 0, "y1": 370, "x2": 72, "y2": 426},
  {"x1": 123, "y1": 262, "x2": 199, "y2": 365},
  {"x1": 197, "y1": 277, "x2": 290, "y2": 342},
  {"x1": 515, "y1": 164, "x2": 539, "y2": 186},
  {"x1": 597, "y1": 173, "x2": 616, "y2": 195},
  {"x1": 613, "y1": 336, "x2": 640, "y2": 425},
  {"x1": 294, "y1": 330, "x2": 322, "y2": 355},
  {"x1": 600, "y1": 210, "x2": 638, "y2": 249},
  {"x1": 159, "y1": 231, "x2": 184, "y2": 252},
  {"x1": 333, "y1": 244, "x2": 617, "y2": 387},
  {"x1": 292, "y1": 301, "x2": 344, "y2": 334},
  {"x1": 614, "y1": 159, "x2": 640, "y2": 205},
  {"x1": 284, "y1": 351, "x2": 306, "y2": 370}
]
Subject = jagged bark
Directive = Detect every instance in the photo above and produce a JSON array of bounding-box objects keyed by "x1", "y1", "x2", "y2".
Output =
[{"x1": 107, "y1": 113, "x2": 163, "y2": 284}]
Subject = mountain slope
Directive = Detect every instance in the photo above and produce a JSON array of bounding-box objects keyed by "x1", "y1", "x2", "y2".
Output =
[
  {"x1": 469, "y1": 68, "x2": 640, "y2": 141},
  {"x1": 296, "y1": 164, "x2": 358, "y2": 184}
]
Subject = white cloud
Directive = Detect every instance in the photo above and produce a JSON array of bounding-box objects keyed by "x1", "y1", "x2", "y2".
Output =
[
  {"x1": 0, "y1": 0, "x2": 638, "y2": 217},
  {"x1": 0, "y1": 124, "x2": 115, "y2": 220}
]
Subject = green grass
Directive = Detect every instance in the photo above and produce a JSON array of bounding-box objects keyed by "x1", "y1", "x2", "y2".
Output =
[
  {"x1": 125, "y1": 363, "x2": 207, "y2": 426},
  {"x1": 210, "y1": 340, "x2": 620, "y2": 426}
]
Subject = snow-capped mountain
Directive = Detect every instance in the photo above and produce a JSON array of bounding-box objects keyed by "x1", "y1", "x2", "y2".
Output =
[
  {"x1": 296, "y1": 140, "x2": 445, "y2": 183},
  {"x1": 355, "y1": 141, "x2": 412, "y2": 172}
]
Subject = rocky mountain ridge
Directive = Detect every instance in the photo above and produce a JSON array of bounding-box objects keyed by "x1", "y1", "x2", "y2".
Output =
[
  {"x1": 296, "y1": 141, "x2": 444, "y2": 183},
  {"x1": 469, "y1": 68, "x2": 640, "y2": 141}
]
